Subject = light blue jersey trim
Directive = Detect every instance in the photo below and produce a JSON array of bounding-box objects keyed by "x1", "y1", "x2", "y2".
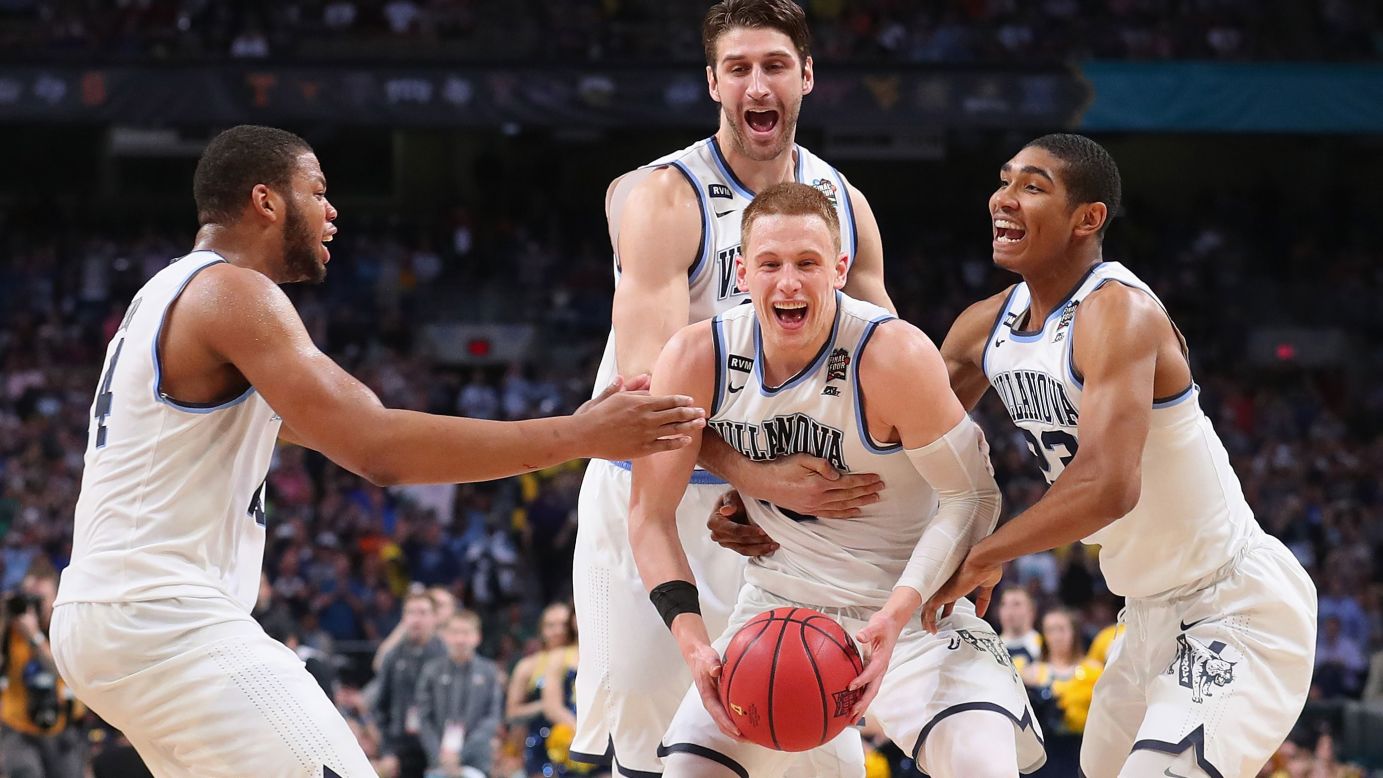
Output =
[
  {"x1": 1064, "y1": 324, "x2": 1084, "y2": 389},
  {"x1": 853, "y1": 315, "x2": 903, "y2": 454},
  {"x1": 1009, "y1": 262, "x2": 1106, "y2": 343},
  {"x1": 754, "y1": 292, "x2": 843, "y2": 396},
  {"x1": 832, "y1": 167, "x2": 859, "y2": 262},
  {"x1": 983, "y1": 286, "x2": 1020, "y2": 379},
  {"x1": 151, "y1": 254, "x2": 257, "y2": 414},
  {"x1": 711, "y1": 314, "x2": 729, "y2": 416},
  {"x1": 708, "y1": 136, "x2": 756, "y2": 199},
  {"x1": 667, "y1": 160, "x2": 714, "y2": 285},
  {"x1": 1153, "y1": 384, "x2": 1197, "y2": 408},
  {"x1": 608, "y1": 459, "x2": 728, "y2": 486},
  {"x1": 1073, "y1": 276, "x2": 1198, "y2": 408}
]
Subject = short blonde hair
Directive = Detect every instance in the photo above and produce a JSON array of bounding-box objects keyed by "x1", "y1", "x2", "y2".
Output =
[{"x1": 741, "y1": 182, "x2": 840, "y2": 257}]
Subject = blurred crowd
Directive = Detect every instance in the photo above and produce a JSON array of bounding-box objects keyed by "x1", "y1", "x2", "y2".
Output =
[
  {"x1": 0, "y1": 184, "x2": 1379, "y2": 777},
  {"x1": 0, "y1": 0, "x2": 1379, "y2": 63}
]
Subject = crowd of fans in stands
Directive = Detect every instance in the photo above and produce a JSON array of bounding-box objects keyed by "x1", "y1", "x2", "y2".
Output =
[
  {"x1": 0, "y1": 0, "x2": 1378, "y2": 63},
  {"x1": 0, "y1": 187, "x2": 1379, "y2": 776}
]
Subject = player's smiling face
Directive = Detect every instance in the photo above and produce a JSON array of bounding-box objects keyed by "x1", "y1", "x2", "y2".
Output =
[
  {"x1": 707, "y1": 27, "x2": 813, "y2": 163},
  {"x1": 738, "y1": 212, "x2": 846, "y2": 355},
  {"x1": 989, "y1": 146, "x2": 1083, "y2": 274}
]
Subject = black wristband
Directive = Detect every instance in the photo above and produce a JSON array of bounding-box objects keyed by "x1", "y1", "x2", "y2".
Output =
[{"x1": 650, "y1": 580, "x2": 701, "y2": 629}]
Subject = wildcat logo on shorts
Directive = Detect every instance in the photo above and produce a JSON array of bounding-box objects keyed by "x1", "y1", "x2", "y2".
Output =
[
  {"x1": 947, "y1": 629, "x2": 1019, "y2": 682},
  {"x1": 811, "y1": 178, "x2": 839, "y2": 208},
  {"x1": 1165, "y1": 634, "x2": 1238, "y2": 703}
]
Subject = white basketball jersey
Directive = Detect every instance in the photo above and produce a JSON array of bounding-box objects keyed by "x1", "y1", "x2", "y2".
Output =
[
  {"x1": 56, "y1": 251, "x2": 282, "y2": 612},
  {"x1": 982, "y1": 261, "x2": 1258, "y2": 598},
  {"x1": 708, "y1": 293, "x2": 940, "y2": 609},
  {"x1": 591, "y1": 136, "x2": 859, "y2": 397}
]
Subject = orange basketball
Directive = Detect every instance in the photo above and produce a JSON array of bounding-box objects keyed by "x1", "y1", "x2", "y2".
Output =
[{"x1": 718, "y1": 607, "x2": 865, "y2": 751}]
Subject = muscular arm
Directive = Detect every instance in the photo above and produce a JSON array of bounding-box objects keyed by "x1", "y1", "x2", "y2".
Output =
[
  {"x1": 629, "y1": 323, "x2": 715, "y2": 598},
  {"x1": 863, "y1": 322, "x2": 999, "y2": 608},
  {"x1": 965, "y1": 284, "x2": 1164, "y2": 568},
  {"x1": 179, "y1": 264, "x2": 700, "y2": 486},
  {"x1": 839, "y1": 182, "x2": 895, "y2": 314},
  {"x1": 609, "y1": 167, "x2": 702, "y2": 378},
  {"x1": 938, "y1": 287, "x2": 1012, "y2": 412},
  {"x1": 628, "y1": 321, "x2": 740, "y2": 735},
  {"x1": 847, "y1": 321, "x2": 1002, "y2": 705}
]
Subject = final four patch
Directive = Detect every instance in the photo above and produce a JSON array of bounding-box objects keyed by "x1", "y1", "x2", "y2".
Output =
[
  {"x1": 827, "y1": 348, "x2": 850, "y2": 381},
  {"x1": 812, "y1": 178, "x2": 839, "y2": 207}
]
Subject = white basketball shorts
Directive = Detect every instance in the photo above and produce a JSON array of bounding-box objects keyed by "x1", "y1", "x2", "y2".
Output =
[
  {"x1": 51, "y1": 596, "x2": 375, "y2": 778},
  {"x1": 1080, "y1": 533, "x2": 1318, "y2": 778},
  {"x1": 662, "y1": 584, "x2": 1047, "y2": 777}
]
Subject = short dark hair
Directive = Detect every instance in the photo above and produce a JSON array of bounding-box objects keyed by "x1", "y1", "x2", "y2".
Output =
[
  {"x1": 193, "y1": 125, "x2": 312, "y2": 226},
  {"x1": 703, "y1": 0, "x2": 811, "y2": 68},
  {"x1": 742, "y1": 181, "x2": 840, "y2": 255},
  {"x1": 1024, "y1": 133, "x2": 1121, "y2": 237}
]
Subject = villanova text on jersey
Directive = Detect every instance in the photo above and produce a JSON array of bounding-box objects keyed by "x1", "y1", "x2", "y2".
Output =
[
  {"x1": 709, "y1": 413, "x2": 848, "y2": 473},
  {"x1": 990, "y1": 369, "x2": 1080, "y2": 427}
]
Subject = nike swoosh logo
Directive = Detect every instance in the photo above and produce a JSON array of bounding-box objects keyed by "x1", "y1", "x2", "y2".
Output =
[
  {"x1": 1164, "y1": 768, "x2": 1188, "y2": 778},
  {"x1": 994, "y1": 340, "x2": 1005, "y2": 348},
  {"x1": 727, "y1": 383, "x2": 743, "y2": 393},
  {"x1": 715, "y1": 209, "x2": 734, "y2": 218},
  {"x1": 1179, "y1": 616, "x2": 1212, "y2": 632}
]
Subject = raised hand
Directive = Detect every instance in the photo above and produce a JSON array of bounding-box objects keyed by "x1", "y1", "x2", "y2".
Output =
[{"x1": 575, "y1": 374, "x2": 706, "y2": 460}]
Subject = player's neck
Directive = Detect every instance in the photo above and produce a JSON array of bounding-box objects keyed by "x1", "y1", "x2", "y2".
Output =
[
  {"x1": 1022, "y1": 251, "x2": 1102, "y2": 326},
  {"x1": 193, "y1": 223, "x2": 281, "y2": 282},
  {"x1": 760, "y1": 323, "x2": 831, "y2": 387},
  {"x1": 714, "y1": 128, "x2": 798, "y2": 194}
]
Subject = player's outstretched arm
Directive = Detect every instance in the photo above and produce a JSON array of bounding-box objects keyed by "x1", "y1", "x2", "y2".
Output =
[
  {"x1": 848, "y1": 321, "x2": 1001, "y2": 713},
  {"x1": 839, "y1": 182, "x2": 896, "y2": 314},
  {"x1": 629, "y1": 321, "x2": 741, "y2": 739},
  {"x1": 923, "y1": 284, "x2": 1164, "y2": 630},
  {"x1": 609, "y1": 167, "x2": 701, "y2": 379},
  {"x1": 938, "y1": 286, "x2": 1014, "y2": 412},
  {"x1": 187, "y1": 264, "x2": 705, "y2": 485}
]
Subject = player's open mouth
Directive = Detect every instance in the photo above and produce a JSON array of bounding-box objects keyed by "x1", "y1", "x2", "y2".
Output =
[
  {"x1": 994, "y1": 218, "x2": 1026, "y2": 244},
  {"x1": 322, "y1": 229, "x2": 335, "y2": 261},
  {"x1": 745, "y1": 109, "x2": 779, "y2": 136},
  {"x1": 772, "y1": 301, "x2": 807, "y2": 328}
]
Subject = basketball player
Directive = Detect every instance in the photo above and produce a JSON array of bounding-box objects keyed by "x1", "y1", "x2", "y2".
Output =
[
  {"x1": 572, "y1": 2, "x2": 895, "y2": 775},
  {"x1": 926, "y1": 134, "x2": 1317, "y2": 778},
  {"x1": 48, "y1": 125, "x2": 706, "y2": 778},
  {"x1": 628, "y1": 183, "x2": 1045, "y2": 778}
]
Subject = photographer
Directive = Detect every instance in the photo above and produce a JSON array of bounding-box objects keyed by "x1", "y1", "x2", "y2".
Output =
[{"x1": 1, "y1": 564, "x2": 83, "y2": 778}]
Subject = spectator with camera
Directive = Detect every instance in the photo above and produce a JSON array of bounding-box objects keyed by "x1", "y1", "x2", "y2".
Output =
[{"x1": 0, "y1": 561, "x2": 83, "y2": 778}]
